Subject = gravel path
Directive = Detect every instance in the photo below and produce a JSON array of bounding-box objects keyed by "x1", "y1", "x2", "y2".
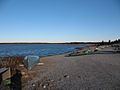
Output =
[{"x1": 23, "y1": 47, "x2": 120, "y2": 90}]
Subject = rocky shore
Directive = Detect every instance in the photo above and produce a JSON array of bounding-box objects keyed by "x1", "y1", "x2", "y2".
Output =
[
  {"x1": 1, "y1": 44, "x2": 120, "y2": 90},
  {"x1": 21, "y1": 44, "x2": 120, "y2": 90}
]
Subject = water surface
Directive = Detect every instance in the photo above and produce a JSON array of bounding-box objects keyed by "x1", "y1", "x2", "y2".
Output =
[{"x1": 0, "y1": 44, "x2": 87, "y2": 56}]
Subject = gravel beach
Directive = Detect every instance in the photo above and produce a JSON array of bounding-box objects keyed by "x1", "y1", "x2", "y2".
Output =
[{"x1": 23, "y1": 46, "x2": 120, "y2": 90}]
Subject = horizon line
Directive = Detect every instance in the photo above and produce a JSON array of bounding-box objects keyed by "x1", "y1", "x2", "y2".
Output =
[
  {"x1": 0, "y1": 41, "x2": 112, "y2": 44},
  {"x1": 0, "y1": 39, "x2": 118, "y2": 44}
]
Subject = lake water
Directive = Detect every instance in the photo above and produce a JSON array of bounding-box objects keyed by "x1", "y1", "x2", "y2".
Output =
[{"x1": 0, "y1": 44, "x2": 87, "y2": 57}]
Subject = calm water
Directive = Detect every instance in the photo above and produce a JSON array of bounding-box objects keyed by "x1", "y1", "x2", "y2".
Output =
[{"x1": 0, "y1": 44, "x2": 87, "y2": 57}]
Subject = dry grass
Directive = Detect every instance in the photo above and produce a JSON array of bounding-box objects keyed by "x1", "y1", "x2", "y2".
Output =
[{"x1": 0, "y1": 56, "x2": 24, "y2": 75}]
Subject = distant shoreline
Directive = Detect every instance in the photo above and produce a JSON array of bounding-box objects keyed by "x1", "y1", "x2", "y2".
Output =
[
  {"x1": 0, "y1": 42, "x2": 99, "y2": 44},
  {"x1": 0, "y1": 39, "x2": 119, "y2": 44}
]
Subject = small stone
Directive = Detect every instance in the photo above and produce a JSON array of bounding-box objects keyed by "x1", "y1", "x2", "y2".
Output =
[
  {"x1": 78, "y1": 76, "x2": 81, "y2": 78},
  {"x1": 32, "y1": 83, "x2": 36, "y2": 87},
  {"x1": 37, "y1": 63, "x2": 44, "y2": 65},
  {"x1": 50, "y1": 80, "x2": 54, "y2": 82},
  {"x1": 19, "y1": 64, "x2": 24, "y2": 67},
  {"x1": 64, "y1": 75, "x2": 70, "y2": 78},
  {"x1": 21, "y1": 72, "x2": 25, "y2": 75},
  {"x1": 43, "y1": 85, "x2": 47, "y2": 88}
]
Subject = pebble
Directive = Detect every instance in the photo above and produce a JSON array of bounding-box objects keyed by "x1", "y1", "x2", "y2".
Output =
[
  {"x1": 64, "y1": 75, "x2": 70, "y2": 78},
  {"x1": 19, "y1": 64, "x2": 24, "y2": 67},
  {"x1": 32, "y1": 83, "x2": 36, "y2": 87},
  {"x1": 21, "y1": 72, "x2": 26, "y2": 75},
  {"x1": 43, "y1": 85, "x2": 47, "y2": 88},
  {"x1": 37, "y1": 63, "x2": 44, "y2": 66}
]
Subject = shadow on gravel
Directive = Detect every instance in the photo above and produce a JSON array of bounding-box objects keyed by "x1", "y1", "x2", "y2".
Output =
[
  {"x1": 10, "y1": 69, "x2": 22, "y2": 90},
  {"x1": 94, "y1": 51, "x2": 120, "y2": 54}
]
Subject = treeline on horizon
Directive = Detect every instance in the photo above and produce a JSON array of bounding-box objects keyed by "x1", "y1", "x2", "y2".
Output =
[
  {"x1": 98, "y1": 39, "x2": 120, "y2": 45},
  {"x1": 0, "y1": 39, "x2": 120, "y2": 45},
  {"x1": 68, "y1": 39, "x2": 120, "y2": 45}
]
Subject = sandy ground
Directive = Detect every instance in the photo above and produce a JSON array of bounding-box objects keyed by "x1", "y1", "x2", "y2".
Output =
[{"x1": 23, "y1": 47, "x2": 120, "y2": 90}]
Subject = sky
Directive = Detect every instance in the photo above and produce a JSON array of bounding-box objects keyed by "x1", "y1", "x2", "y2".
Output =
[{"x1": 0, "y1": 0, "x2": 120, "y2": 42}]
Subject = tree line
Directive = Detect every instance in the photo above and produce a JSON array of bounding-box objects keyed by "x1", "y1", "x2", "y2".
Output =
[{"x1": 99, "y1": 39, "x2": 120, "y2": 45}]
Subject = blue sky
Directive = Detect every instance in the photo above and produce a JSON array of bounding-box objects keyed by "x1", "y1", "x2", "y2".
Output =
[{"x1": 0, "y1": 0, "x2": 120, "y2": 42}]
